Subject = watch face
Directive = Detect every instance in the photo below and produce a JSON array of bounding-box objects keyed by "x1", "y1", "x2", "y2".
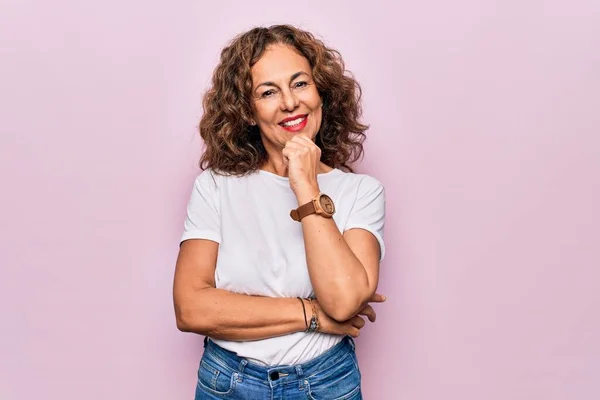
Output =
[{"x1": 319, "y1": 195, "x2": 335, "y2": 215}]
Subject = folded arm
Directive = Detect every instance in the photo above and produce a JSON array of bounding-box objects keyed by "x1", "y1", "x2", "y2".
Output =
[{"x1": 173, "y1": 239, "x2": 369, "y2": 340}]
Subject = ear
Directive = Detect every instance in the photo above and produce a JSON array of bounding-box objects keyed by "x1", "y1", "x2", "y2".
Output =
[
  {"x1": 243, "y1": 113, "x2": 256, "y2": 126},
  {"x1": 244, "y1": 108, "x2": 257, "y2": 126}
]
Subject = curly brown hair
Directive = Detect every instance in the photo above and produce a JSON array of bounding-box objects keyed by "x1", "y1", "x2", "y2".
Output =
[{"x1": 199, "y1": 24, "x2": 368, "y2": 175}]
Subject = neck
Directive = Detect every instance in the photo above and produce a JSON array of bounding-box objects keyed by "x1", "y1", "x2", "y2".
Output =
[{"x1": 261, "y1": 157, "x2": 289, "y2": 177}]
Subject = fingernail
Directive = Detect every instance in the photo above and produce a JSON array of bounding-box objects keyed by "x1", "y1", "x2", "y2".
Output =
[{"x1": 382, "y1": 295, "x2": 387, "y2": 301}]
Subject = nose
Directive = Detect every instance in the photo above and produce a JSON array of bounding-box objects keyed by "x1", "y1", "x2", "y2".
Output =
[{"x1": 279, "y1": 88, "x2": 299, "y2": 111}]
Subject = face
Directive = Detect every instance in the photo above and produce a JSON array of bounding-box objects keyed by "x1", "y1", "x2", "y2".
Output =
[
  {"x1": 250, "y1": 44, "x2": 323, "y2": 151},
  {"x1": 319, "y1": 194, "x2": 335, "y2": 215}
]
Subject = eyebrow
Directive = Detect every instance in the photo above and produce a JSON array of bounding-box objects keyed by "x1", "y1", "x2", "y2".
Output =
[{"x1": 254, "y1": 71, "x2": 309, "y2": 92}]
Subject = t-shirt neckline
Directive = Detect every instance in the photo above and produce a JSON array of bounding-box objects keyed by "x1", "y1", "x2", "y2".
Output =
[{"x1": 257, "y1": 168, "x2": 341, "y2": 181}]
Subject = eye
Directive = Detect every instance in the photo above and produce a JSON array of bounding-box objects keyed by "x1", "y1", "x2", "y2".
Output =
[
  {"x1": 293, "y1": 81, "x2": 308, "y2": 89},
  {"x1": 261, "y1": 89, "x2": 276, "y2": 98}
]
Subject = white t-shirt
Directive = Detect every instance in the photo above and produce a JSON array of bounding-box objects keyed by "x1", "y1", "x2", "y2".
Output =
[{"x1": 180, "y1": 168, "x2": 386, "y2": 366}]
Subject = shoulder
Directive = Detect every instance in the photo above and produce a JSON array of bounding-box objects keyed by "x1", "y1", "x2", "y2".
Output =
[
  {"x1": 193, "y1": 168, "x2": 218, "y2": 184},
  {"x1": 193, "y1": 168, "x2": 263, "y2": 192},
  {"x1": 193, "y1": 168, "x2": 241, "y2": 185},
  {"x1": 331, "y1": 169, "x2": 385, "y2": 196},
  {"x1": 191, "y1": 169, "x2": 229, "y2": 196}
]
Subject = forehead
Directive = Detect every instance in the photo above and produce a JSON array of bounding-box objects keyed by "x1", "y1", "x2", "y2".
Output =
[{"x1": 251, "y1": 44, "x2": 312, "y2": 85}]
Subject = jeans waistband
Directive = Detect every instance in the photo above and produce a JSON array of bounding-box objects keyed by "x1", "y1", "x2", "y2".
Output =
[{"x1": 202, "y1": 336, "x2": 356, "y2": 382}]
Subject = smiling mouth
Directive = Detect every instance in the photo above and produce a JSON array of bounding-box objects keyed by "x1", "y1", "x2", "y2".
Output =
[{"x1": 279, "y1": 115, "x2": 308, "y2": 127}]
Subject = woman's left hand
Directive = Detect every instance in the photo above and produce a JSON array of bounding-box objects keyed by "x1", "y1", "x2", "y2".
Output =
[{"x1": 282, "y1": 134, "x2": 321, "y2": 202}]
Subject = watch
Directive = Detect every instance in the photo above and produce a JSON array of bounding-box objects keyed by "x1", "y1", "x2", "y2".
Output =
[{"x1": 290, "y1": 193, "x2": 336, "y2": 222}]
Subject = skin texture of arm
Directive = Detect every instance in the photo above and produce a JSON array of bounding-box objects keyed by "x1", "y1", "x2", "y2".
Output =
[{"x1": 173, "y1": 238, "x2": 376, "y2": 340}]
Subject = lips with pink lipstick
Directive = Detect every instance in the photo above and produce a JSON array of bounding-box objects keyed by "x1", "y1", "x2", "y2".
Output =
[{"x1": 278, "y1": 114, "x2": 308, "y2": 132}]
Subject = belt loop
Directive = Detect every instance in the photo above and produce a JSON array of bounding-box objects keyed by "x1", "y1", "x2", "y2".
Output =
[
  {"x1": 295, "y1": 365, "x2": 303, "y2": 377},
  {"x1": 238, "y1": 359, "x2": 248, "y2": 374},
  {"x1": 348, "y1": 336, "x2": 356, "y2": 351}
]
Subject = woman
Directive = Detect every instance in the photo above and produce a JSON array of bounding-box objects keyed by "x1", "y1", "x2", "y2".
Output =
[{"x1": 173, "y1": 24, "x2": 386, "y2": 400}]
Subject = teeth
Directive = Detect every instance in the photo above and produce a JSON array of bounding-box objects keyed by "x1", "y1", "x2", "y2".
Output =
[{"x1": 282, "y1": 117, "x2": 305, "y2": 127}]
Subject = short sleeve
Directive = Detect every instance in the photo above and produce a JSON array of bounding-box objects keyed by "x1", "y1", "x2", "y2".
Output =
[
  {"x1": 180, "y1": 170, "x2": 221, "y2": 244},
  {"x1": 343, "y1": 176, "x2": 386, "y2": 261}
]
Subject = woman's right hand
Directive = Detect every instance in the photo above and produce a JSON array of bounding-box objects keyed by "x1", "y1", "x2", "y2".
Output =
[{"x1": 310, "y1": 293, "x2": 386, "y2": 338}]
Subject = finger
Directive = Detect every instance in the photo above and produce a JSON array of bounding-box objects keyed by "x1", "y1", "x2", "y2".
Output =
[
  {"x1": 284, "y1": 140, "x2": 306, "y2": 149},
  {"x1": 281, "y1": 148, "x2": 291, "y2": 163},
  {"x1": 282, "y1": 145, "x2": 303, "y2": 160},
  {"x1": 291, "y1": 134, "x2": 312, "y2": 143},
  {"x1": 283, "y1": 141, "x2": 309, "y2": 156},
  {"x1": 288, "y1": 136, "x2": 310, "y2": 148},
  {"x1": 369, "y1": 293, "x2": 387, "y2": 303},
  {"x1": 348, "y1": 326, "x2": 360, "y2": 338},
  {"x1": 295, "y1": 136, "x2": 321, "y2": 156},
  {"x1": 294, "y1": 134, "x2": 316, "y2": 146},
  {"x1": 351, "y1": 315, "x2": 366, "y2": 329},
  {"x1": 291, "y1": 136, "x2": 319, "y2": 154},
  {"x1": 357, "y1": 305, "x2": 376, "y2": 322}
]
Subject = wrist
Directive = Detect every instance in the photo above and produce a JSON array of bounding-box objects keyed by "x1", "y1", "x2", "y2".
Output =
[
  {"x1": 305, "y1": 298, "x2": 320, "y2": 332},
  {"x1": 297, "y1": 297, "x2": 309, "y2": 332},
  {"x1": 295, "y1": 185, "x2": 320, "y2": 205}
]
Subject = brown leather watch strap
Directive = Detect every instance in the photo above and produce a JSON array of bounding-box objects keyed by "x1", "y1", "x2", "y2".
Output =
[{"x1": 290, "y1": 200, "x2": 316, "y2": 221}]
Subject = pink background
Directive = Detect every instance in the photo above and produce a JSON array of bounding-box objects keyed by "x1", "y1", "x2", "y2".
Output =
[{"x1": 1, "y1": 1, "x2": 599, "y2": 399}]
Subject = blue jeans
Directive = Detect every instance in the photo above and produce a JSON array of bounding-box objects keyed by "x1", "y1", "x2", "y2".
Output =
[{"x1": 195, "y1": 336, "x2": 362, "y2": 399}]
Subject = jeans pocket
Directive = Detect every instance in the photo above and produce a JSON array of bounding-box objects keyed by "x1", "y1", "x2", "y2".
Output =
[
  {"x1": 196, "y1": 357, "x2": 237, "y2": 397},
  {"x1": 306, "y1": 354, "x2": 362, "y2": 400}
]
